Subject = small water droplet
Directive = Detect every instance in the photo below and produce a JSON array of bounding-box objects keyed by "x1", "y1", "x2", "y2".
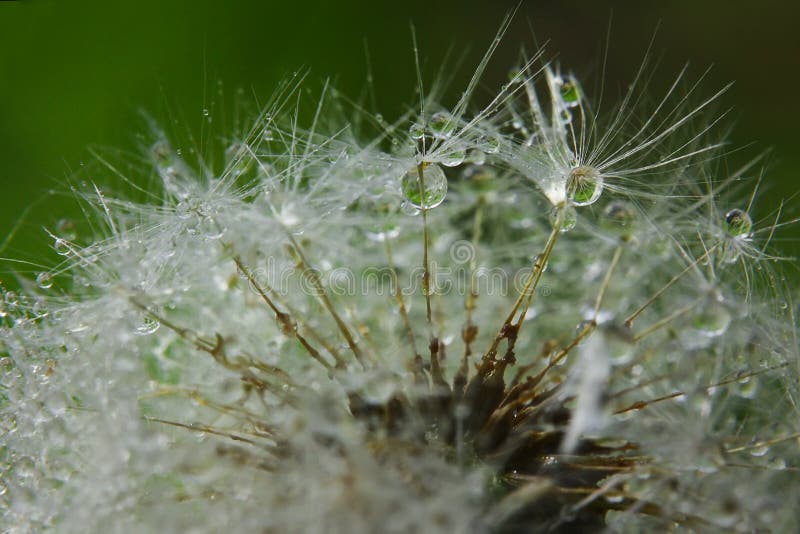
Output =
[
  {"x1": 735, "y1": 375, "x2": 759, "y2": 398},
  {"x1": 55, "y1": 219, "x2": 77, "y2": 241},
  {"x1": 557, "y1": 77, "x2": 580, "y2": 108},
  {"x1": 401, "y1": 163, "x2": 448, "y2": 210},
  {"x1": 54, "y1": 238, "x2": 71, "y2": 256},
  {"x1": 602, "y1": 201, "x2": 635, "y2": 233},
  {"x1": 408, "y1": 122, "x2": 425, "y2": 140},
  {"x1": 135, "y1": 314, "x2": 161, "y2": 336},
  {"x1": 429, "y1": 112, "x2": 455, "y2": 139},
  {"x1": 400, "y1": 200, "x2": 420, "y2": 216},
  {"x1": 566, "y1": 166, "x2": 603, "y2": 206},
  {"x1": 690, "y1": 300, "x2": 731, "y2": 338},
  {"x1": 723, "y1": 209, "x2": 753, "y2": 238},
  {"x1": 749, "y1": 444, "x2": 770, "y2": 457},
  {"x1": 476, "y1": 134, "x2": 500, "y2": 154},
  {"x1": 549, "y1": 205, "x2": 577, "y2": 233},
  {"x1": 200, "y1": 217, "x2": 226, "y2": 240},
  {"x1": 202, "y1": 108, "x2": 209, "y2": 117},
  {"x1": 467, "y1": 149, "x2": 486, "y2": 165},
  {"x1": 35, "y1": 272, "x2": 53, "y2": 289},
  {"x1": 442, "y1": 145, "x2": 466, "y2": 167}
]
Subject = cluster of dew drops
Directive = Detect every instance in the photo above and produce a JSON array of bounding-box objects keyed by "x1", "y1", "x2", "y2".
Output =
[
  {"x1": 17, "y1": 79, "x2": 757, "y2": 341},
  {"x1": 392, "y1": 72, "x2": 755, "y2": 251}
]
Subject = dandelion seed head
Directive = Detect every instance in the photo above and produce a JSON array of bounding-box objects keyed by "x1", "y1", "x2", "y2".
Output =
[{"x1": 2, "y1": 25, "x2": 800, "y2": 534}]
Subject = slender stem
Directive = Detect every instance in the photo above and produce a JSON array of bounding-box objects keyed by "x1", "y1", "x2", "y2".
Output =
[
  {"x1": 593, "y1": 246, "x2": 623, "y2": 316},
  {"x1": 632, "y1": 297, "x2": 701, "y2": 342},
  {"x1": 233, "y1": 255, "x2": 336, "y2": 370},
  {"x1": 457, "y1": 202, "x2": 484, "y2": 389},
  {"x1": 416, "y1": 162, "x2": 443, "y2": 385},
  {"x1": 417, "y1": 162, "x2": 434, "y2": 330},
  {"x1": 624, "y1": 244, "x2": 718, "y2": 328},
  {"x1": 384, "y1": 238, "x2": 419, "y2": 358},
  {"x1": 482, "y1": 219, "x2": 561, "y2": 364},
  {"x1": 286, "y1": 234, "x2": 366, "y2": 366}
]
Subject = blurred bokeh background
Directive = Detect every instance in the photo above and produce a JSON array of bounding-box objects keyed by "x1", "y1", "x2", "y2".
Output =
[{"x1": 1, "y1": 0, "x2": 798, "y2": 285}]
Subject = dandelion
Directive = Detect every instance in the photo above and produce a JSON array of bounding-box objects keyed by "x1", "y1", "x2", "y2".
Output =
[{"x1": 1, "y1": 26, "x2": 799, "y2": 534}]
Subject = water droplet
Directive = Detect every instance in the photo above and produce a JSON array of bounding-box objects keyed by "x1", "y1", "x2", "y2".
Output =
[
  {"x1": 767, "y1": 456, "x2": 786, "y2": 470},
  {"x1": 362, "y1": 197, "x2": 401, "y2": 242},
  {"x1": 467, "y1": 149, "x2": 486, "y2": 165},
  {"x1": 202, "y1": 108, "x2": 209, "y2": 117},
  {"x1": 375, "y1": 113, "x2": 384, "y2": 124},
  {"x1": 200, "y1": 217, "x2": 226, "y2": 240},
  {"x1": 735, "y1": 375, "x2": 759, "y2": 399},
  {"x1": 462, "y1": 165, "x2": 496, "y2": 196},
  {"x1": 566, "y1": 166, "x2": 603, "y2": 206},
  {"x1": 135, "y1": 314, "x2": 161, "y2": 336},
  {"x1": 477, "y1": 134, "x2": 501, "y2": 154},
  {"x1": 549, "y1": 205, "x2": 577, "y2": 233},
  {"x1": 442, "y1": 146, "x2": 466, "y2": 167},
  {"x1": 400, "y1": 201, "x2": 420, "y2": 216},
  {"x1": 263, "y1": 129, "x2": 274, "y2": 141},
  {"x1": 401, "y1": 163, "x2": 448, "y2": 210},
  {"x1": 408, "y1": 122, "x2": 425, "y2": 140},
  {"x1": 557, "y1": 78, "x2": 580, "y2": 108},
  {"x1": 35, "y1": 272, "x2": 53, "y2": 289},
  {"x1": 429, "y1": 112, "x2": 455, "y2": 139},
  {"x1": 690, "y1": 300, "x2": 731, "y2": 338},
  {"x1": 723, "y1": 209, "x2": 753, "y2": 238},
  {"x1": 54, "y1": 238, "x2": 71, "y2": 256},
  {"x1": 225, "y1": 143, "x2": 253, "y2": 177},
  {"x1": 150, "y1": 140, "x2": 173, "y2": 169},
  {"x1": 602, "y1": 201, "x2": 635, "y2": 232},
  {"x1": 55, "y1": 219, "x2": 77, "y2": 241},
  {"x1": 749, "y1": 444, "x2": 770, "y2": 457}
]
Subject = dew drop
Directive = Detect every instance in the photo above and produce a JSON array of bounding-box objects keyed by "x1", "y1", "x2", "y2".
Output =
[
  {"x1": 401, "y1": 164, "x2": 448, "y2": 210},
  {"x1": 202, "y1": 108, "x2": 209, "y2": 117},
  {"x1": 55, "y1": 219, "x2": 77, "y2": 241},
  {"x1": 35, "y1": 272, "x2": 53, "y2": 289},
  {"x1": 690, "y1": 300, "x2": 731, "y2": 338},
  {"x1": 749, "y1": 444, "x2": 770, "y2": 457},
  {"x1": 135, "y1": 314, "x2": 161, "y2": 336},
  {"x1": 767, "y1": 457, "x2": 786, "y2": 470},
  {"x1": 602, "y1": 201, "x2": 635, "y2": 232},
  {"x1": 442, "y1": 146, "x2": 466, "y2": 167},
  {"x1": 723, "y1": 209, "x2": 753, "y2": 238},
  {"x1": 362, "y1": 196, "x2": 401, "y2": 242},
  {"x1": 53, "y1": 238, "x2": 71, "y2": 256},
  {"x1": 263, "y1": 129, "x2": 274, "y2": 141},
  {"x1": 476, "y1": 134, "x2": 501, "y2": 154},
  {"x1": 467, "y1": 149, "x2": 486, "y2": 165},
  {"x1": 735, "y1": 375, "x2": 759, "y2": 399},
  {"x1": 200, "y1": 217, "x2": 226, "y2": 240},
  {"x1": 549, "y1": 205, "x2": 577, "y2": 233},
  {"x1": 408, "y1": 122, "x2": 425, "y2": 140},
  {"x1": 400, "y1": 200, "x2": 420, "y2": 216},
  {"x1": 566, "y1": 166, "x2": 603, "y2": 206},
  {"x1": 429, "y1": 112, "x2": 455, "y2": 139},
  {"x1": 558, "y1": 78, "x2": 580, "y2": 108},
  {"x1": 150, "y1": 140, "x2": 173, "y2": 169}
]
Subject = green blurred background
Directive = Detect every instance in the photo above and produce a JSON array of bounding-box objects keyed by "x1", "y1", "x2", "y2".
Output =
[{"x1": 1, "y1": 0, "x2": 798, "y2": 285}]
